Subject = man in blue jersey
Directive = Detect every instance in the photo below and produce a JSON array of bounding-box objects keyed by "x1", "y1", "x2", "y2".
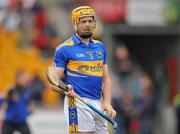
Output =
[
  {"x1": 2, "y1": 70, "x2": 32, "y2": 134},
  {"x1": 52, "y1": 6, "x2": 116, "y2": 134}
]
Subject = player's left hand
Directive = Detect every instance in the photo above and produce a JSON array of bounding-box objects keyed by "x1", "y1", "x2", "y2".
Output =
[{"x1": 101, "y1": 103, "x2": 116, "y2": 119}]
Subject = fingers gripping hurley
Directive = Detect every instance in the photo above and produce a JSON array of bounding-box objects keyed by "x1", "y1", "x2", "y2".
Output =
[{"x1": 46, "y1": 67, "x2": 117, "y2": 128}]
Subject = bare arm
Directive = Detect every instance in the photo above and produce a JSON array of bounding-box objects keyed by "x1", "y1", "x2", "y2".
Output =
[
  {"x1": 102, "y1": 64, "x2": 116, "y2": 118},
  {"x1": 49, "y1": 67, "x2": 65, "y2": 93},
  {"x1": 49, "y1": 67, "x2": 76, "y2": 97},
  {"x1": 102, "y1": 65, "x2": 112, "y2": 105}
]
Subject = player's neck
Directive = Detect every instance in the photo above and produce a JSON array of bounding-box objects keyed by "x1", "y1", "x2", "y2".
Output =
[
  {"x1": 81, "y1": 38, "x2": 89, "y2": 45},
  {"x1": 76, "y1": 33, "x2": 90, "y2": 45}
]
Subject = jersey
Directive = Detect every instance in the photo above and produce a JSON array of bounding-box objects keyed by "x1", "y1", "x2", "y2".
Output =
[
  {"x1": 5, "y1": 86, "x2": 32, "y2": 124},
  {"x1": 53, "y1": 33, "x2": 107, "y2": 99}
]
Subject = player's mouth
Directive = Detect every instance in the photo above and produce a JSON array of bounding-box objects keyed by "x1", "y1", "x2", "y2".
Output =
[
  {"x1": 84, "y1": 29, "x2": 91, "y2": 33},
  {"x1": 84, "y1": 28, "x2": 91, "y2": 31}
]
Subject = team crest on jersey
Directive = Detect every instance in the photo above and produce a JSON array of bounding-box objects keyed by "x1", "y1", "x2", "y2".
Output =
[{"x1": 96, "y1": 51, "x2": 103, "y2": 59}]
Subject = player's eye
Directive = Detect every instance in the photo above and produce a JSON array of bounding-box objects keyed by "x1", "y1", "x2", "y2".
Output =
[{"x1": 88, "y1": 20, "x2": 93, "y2": 23}]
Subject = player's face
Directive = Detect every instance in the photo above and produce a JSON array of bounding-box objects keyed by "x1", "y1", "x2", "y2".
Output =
[{"x1": 76, "y1": 16, "x2": 95, "y2": 38}]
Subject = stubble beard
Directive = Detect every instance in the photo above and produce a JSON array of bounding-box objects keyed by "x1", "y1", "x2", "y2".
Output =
[{"x1": 77, "y1": 31, "x2": 93, "y2": 39}]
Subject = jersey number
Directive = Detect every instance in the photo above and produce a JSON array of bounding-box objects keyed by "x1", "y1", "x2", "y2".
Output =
[{"x1": 86, "y1": 51, "x2": 94, "y2": 60}]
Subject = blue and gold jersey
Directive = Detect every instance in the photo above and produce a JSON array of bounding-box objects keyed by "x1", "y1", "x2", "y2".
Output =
[{"x1": 53, "y1": 33, "x2": 107, "y2": 99}]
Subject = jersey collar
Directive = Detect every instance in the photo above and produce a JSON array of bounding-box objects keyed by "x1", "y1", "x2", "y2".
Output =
[{"x1": 72, "y1": 33, "x2": 93, "y2": 46}]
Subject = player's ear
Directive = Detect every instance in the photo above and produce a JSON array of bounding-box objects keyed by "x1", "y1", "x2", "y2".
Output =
[
  {"x1": 93, "y1": 21, "x2": 96, "y2": 29},
  {"x1": 93, "y1": 16, "x2": 96, "y2": 29},
  {"x1": 73, "y1": 23, "x2": 77, "y2": 31}
]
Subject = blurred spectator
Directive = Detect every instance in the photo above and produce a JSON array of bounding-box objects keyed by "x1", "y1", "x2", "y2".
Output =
[
  {"x1": 31, "y1": 0, "x2": 43, "y2": 13},
  {"x1": 43, "y1": 20, "x2": 57, "y2": 38},
  {"x1": 22, "y1": 0, "x2": 36, "y2": 10},
  {"x1": 30, "y1": 1, "x2": 57, "y2": 58},
  {"x1": 136, "y1": 73, "x2": 156, "y2": 134},
  {"x1": 19, "y1": 10, "x2": 34, "y2": 48},
  {"x1": 2, "y1": 6, "x2": 21, "y2": 31},
  {"x1": 1, "y1": 70, "x2": 33, "y2": 134},
  {"x1": 33, "y1": 28, "x2": 52, "y2": 58},
  {"x1": 0, "y1": 95, "x2": 4, "y2": 106},
  {"x1": 173, "y1": 89, "x2": 180, "y2": 134},
  {"x1": 30, "y1": 74, "x2": 46, "y2": 104},
  {"x1": 17, "y1": 1, "x2": 34, "y2": 48},
  {"x1": 113, "y1": 43, "x2": 142, "y2": 99},
  {"x1": 0, "y1": 95, "x2": 4, "y2": 134},
  {"x1": 113, "y1": 89, "x2": 139, "y2": 134},
  {"x1": 112, "y1": 43, "x2": 143, "y2": 134},
  {"x1": 31, "y1": 1, "x2": 47, "y2": 31},
  {"x1": 112, "y1": 44, "x2": 157, "y2": 134}
]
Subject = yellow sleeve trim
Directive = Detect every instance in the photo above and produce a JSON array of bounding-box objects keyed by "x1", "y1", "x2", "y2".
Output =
[
  {"x1": 92, "y1": 39, "x2": 101, "y2": 44},
  {"x1": 63, "y1": 40, "x2": 74, "y2": 46},
  {"x1": 59, "y1": 40, "x2": 74, "y2": 48}
]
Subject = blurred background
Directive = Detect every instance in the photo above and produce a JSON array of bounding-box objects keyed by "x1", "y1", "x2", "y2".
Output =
[{"x1": 0, "y1": 0, "x2": 179, "y2": 134}]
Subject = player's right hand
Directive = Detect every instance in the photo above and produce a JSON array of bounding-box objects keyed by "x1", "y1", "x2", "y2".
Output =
[{"x1": 65, "y1": 84, "x2": 76, "y2": 97}]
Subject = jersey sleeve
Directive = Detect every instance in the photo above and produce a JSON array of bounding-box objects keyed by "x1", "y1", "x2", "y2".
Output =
[{"x1": 53, "y1": 46, "x2": 69, "y2": 68}]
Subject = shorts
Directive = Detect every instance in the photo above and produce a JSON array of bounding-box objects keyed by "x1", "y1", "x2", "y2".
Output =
[{"x1": 64, "y1": 96, "x2": 108, "y2": 134}]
